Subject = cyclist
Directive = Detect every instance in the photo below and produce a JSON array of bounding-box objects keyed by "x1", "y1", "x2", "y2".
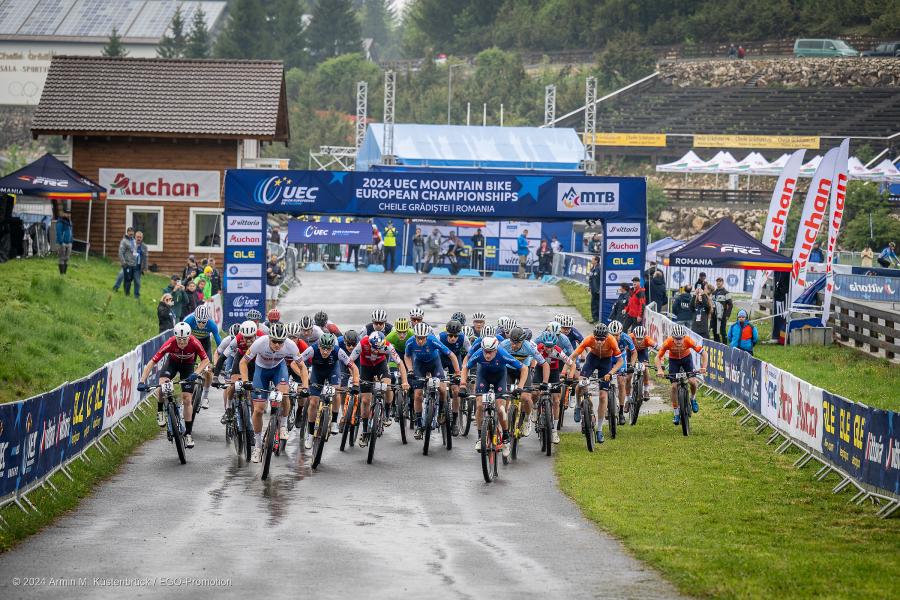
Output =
[
  {"x1": 285, "y1": 322, "x2": 313, "y2": 427},
  {"x1": 265, "y1": 308, "x2": 281, "y2": 327},
  {"x1": 608, "y1": 320, "x2": 636, "y2": 426},
  {"x1": 408, "y1": 307, "x2": 434, "y2": 335},
  {"x1": 450, "y1": 311, "x2": 466, "y2": 326},
  {"x1": 362, "y1": 308, "x2": 393, "y2": 336},
  {"x1": 221, "y1": 320, "x2": 262, "y2": 427},
  {"x1": 569, "y1": 323, "x2": 623, "y2": 444},
  {"x1": 655, "y1": 324, "x2": 707, "y2": 425},
  {"x1": 298, "y1": 332, "x2": 360, "y2": 449},
  {"x1": 535, "y1": 330, "x2": 575, "y2": 444},
  {"x1": 336, "y1": 329, "x2": 361, "y2": 434},
  {"x1": 138, "y1": 322, "x2": 210, "y2": 449},
  {"x1": 629, "y1": 325, "x2": 657, "y2": 402},
  {"x1": 239, "y1": 323, "x2": 310, "y2": 463},
  {"x1": 182, "y1": 305, "x2": 222, "y2": 410},
  {"x1": 439, "y1": 318, "x2": 471, "y2": 435},
  {"x1": 469, "y1": 324, "x2": 497, "y2": 354},
  {"x1": 314, "y1": 309, "x2": 343, "y2": 336},
  {"x1": 245, "y1": 309, "x2": 269, "y2": 335},
  {"x1": 471, "y1": 311, "x2": 487, "y2": 337},
  {"x1": 500, "y1": 326, "x2": 550, "y2": 437},
  {"x1": 546, "y1": 321, "x2": 574, "y2": 354},
  {"x1": 462, "y1": 325, "x2": 477, "y2": 345},
  {"x1": 297, "y1": 315, "x2": 323, "y2": 346},
  {"x1": 560, "y1": 314, "x2": 584, "y2": 347},
  {"x1": 385, "y1": 317, "x2": 413, "y2": 425},
  {"x1": 405, "y1": 322, "x2": 461, "y2": 440},
  {"x1": 496, "y1": 316, "x2": 512, "y2": 340},
  {"x1": 348, "y1": 330, "x2": 409, "y2": 447},
  {"x1": 212, "y1": 323, "x2": 241, "y2": 420},
  {"x1": 459, "y1": 336, "x2": 527, "y2": 457}
]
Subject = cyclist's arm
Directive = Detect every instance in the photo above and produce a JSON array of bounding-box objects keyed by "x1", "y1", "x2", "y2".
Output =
[
  {"x1": 699, "y1": 347, "x2": 708, "y2": 373},
  {"x1": 448, "y1": 352, "x2": 461, "y2": 375},
  {"x1": 608, "y1": 353, "x2": 623, "y2": 379},
  {"x1": 655, "y1": 342, "x2": 669, "y2": 373},
  {"x1": 540, "y1": 359, "x2": 550, "y2": 383},
  {"x1": 517, "y1": 364, "x2": 528, "y2": 390},
  {"x1": 239, "y1": 353, "x2": 252, "y2": 382},
  {"x1": 209, "y1": 322, "x2": 222, "y2": 346},
  {"x1": 289, "y1": 359, "x2": 309, "y2": 387},
  {"x1": 139, "y1": 357, "x2": 158, "y2": 384}
]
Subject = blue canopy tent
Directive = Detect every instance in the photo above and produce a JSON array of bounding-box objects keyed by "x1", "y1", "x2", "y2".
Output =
[{"x1": 0, "y1": 153, "x2": 106, "y2": 258}]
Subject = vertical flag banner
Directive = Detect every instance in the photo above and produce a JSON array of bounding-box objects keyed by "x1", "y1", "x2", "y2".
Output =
[
  {"x1": 752, "y1": 149, "x2": 805, "y2": 305},
  {"x1": 821, "y1": 139, "x2": 849, "y2": 325},
  {"x1": 790, "y1": 147, "x2": 839, "y2": 305}
]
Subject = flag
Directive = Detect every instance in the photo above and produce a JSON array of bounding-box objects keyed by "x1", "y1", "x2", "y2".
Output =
[{"x1": 821, "y1": 139, "x2": 849, "y2": 325}]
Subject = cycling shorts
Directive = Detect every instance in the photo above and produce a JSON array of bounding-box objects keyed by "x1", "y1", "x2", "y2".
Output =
[
  {"x1": 507, "y1": 366, "x2": 533, "y2": 388},
  {"x1": 361, "y1": 361, "x2": 390, "y2": 384},
  {"x1": 475, "y1": 366, "x2": 508, "y2": 395},
  {"x1": 413, "y1": 359, "x2": 444, "y2": 388},
  {"x1": 223, "y1": 354, "x2": 235, "y2": 376},
  {"x1": 160, "y1": 358, "x2": 195, "y2": 392},
  {"x1": 251, "y1": 362, "x2": 289, "y2": 401},
  {"x1": 548, "y1": 366, "x2": 560, "y2": 384},
  {"x1": 310, "y1": 363, "x2": 341, "y2": 396},
  {"x1": 636, "y1": 348, "x2": 649, "y2": 363},
  {"x1": 198, "y1": 336, "x2": 212, "y2": 360},
  {"x1": 668, "y1": 356, "x2": 694, "y2": 377},
  {"x1": 580, "y1": 354, "x2": 612, "y2": 391}
]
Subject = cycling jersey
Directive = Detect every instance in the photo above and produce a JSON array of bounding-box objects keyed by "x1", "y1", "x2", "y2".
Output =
[
  {"x1": 470, "y1": 332, "x2": 506, "y2": 354},
  {"x1": 630, "y1": 334, "x2": 657, "y2": 352},
  {"x1": 565, "y1": 327, "x2": 584, "y2": 347},
  {"x1": 244, "y1": 336, "x2": 301, "y2": 369},
  {"x1": 573, "y1": 335, "x2": 621, "y2": 359},
  {"x1": 537, "y1": 343, "x2": 572, "y2": 371},
  {"x1": 299, "y1": 325, "x2": 323, "y2": 346},
  {"x1": 224, "y1": 332, "x2": 257, "y2": 358},
  {"x1": 183, "y1": 314, "x2": 222, "y2": 345},
  {"x1": 385, "y1": 329, "x2": 412, "y2": 367},
  {"x1": 658, "y1": 336, "x2": 703, "y2": 361},
  {"x1": 553, "y1": 332, "x2": 574, "y2": 354},
  {"x1": 466, "y1": 346, "x2": 523, "y2": 374},
  {"x1": 405, "y1": 333, "x2": 452, "y2": 364},
  {"x1": 153, "y1": 335, "x2": 208, "y2": 365},
  {"x1": 438, "y1": 331, "x2": 470, "y2": 358},
  {"x1": 362, "y1": 322, "x2": 394, "y2": 336},
  {"x1": 217, "y1": 335, "x2": 233, "y2": 357},
  {"x1": 349, "y1": 335, "x2": 402, "y2": 366},
  {"x1": 299, "y1": 344, "x2": 352, "y2": 371},
  {"x1": 499, "y1": 339, "x2": 546, "y2": 368}
]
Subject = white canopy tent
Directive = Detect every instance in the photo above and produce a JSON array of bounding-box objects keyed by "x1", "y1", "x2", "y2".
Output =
[{"x1": 655, "y1": 151, "x2": 707, "y2": 173}]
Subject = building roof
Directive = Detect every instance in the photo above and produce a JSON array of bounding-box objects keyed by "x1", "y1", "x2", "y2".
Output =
[
  {"x1": 0, "y1": 0, "x2": 226, "y2": 43},
  {"x1": 356, "y1": 124, "x2": 586, "y2": 172},
  {"x1": 31, "y1": 56, "x2": 289, "y2": 141}
]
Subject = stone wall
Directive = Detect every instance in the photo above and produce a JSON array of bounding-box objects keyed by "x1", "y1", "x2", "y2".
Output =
[
  {"x1": 657, "y1": 206, "x2": 766, "y2": 240},
  {"x1": 660, "y1": 57, "x2": 900, "y2": 88},
  {"x1": 0, "y1": 106, "x2": 35, "y2": 148}
]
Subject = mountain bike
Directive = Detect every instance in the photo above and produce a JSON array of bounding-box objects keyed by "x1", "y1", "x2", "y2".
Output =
[
  {"x1": 310, "y1": 384, "x2": 337, "y2": 469},
  {"x1": 575, "y1": 376, "x2": 598, "y2": 452},
  {"x1": 628, "y1": 362, "x2": 647, "y2": 426},
  {"x1": 479, "y1": 386, "x2": 505, "y2": 483},
  {"x1": 666, "y1": 371, "x2": 700, "y2": 437},
  {"x1": 535, "y1": 383, "x2": 558, "y2": 457},
  {"x1": 261, "y1": 387, "x2": 286, "y2": 480},
  {"x1": 607, "y1": 373, "x2": 618, "y2": 440},
  {"x1": 458, "y1": 373, "x2": 476, "y2": 437},
  {"x1": 392, "y1": 383, "x2": 408, "y2": 445},
  {"x1": 507, "y1": 386, "x2": 525, "y2": 460},
  {"x1": 340, "y1": 386, "x2": 360, "y2": 451},
  {"x1": 418, "y1": 376, "x2": 447, "y2": 456},
  {"x1": 362, "y1": 381, "x2": 389, "y2": 464},
  {"x1": 144, "y1": 381, "x2": 187, "y2": 464}
]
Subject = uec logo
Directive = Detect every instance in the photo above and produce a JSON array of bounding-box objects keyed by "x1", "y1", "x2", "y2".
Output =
[{"x1": 254, "y1": 176, "x2": 319, "y2": 205}]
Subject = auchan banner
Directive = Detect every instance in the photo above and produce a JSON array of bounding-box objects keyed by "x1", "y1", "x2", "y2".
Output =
[
  {"x1": 693, "y1": 135, "x2": 820, "y2": 150},
  {"x1": 99, "y1": 169, "x2": 221, "y2": 202}
]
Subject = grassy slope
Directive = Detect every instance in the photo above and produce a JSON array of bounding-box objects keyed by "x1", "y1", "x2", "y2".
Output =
[
  {"x1": 559, "y1": 281, "x2": 900, "y2": 411},
  {"x1": 556, "y1": 397, "x2": 900, "y2": 600},
  {"x1": 0, "y1": 257, "x2": 170, "y2": 404}
]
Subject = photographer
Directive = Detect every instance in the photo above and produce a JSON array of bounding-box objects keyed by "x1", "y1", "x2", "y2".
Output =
[
  {"x1": 162, "y1": 275, "x2": 190, "y2": 320},
  {"x1": 689, "y1": 286, "x2": 712, "y2": 338},
  {"x1": 710, "y1": 277, "x2": 733, "y2": 343}
]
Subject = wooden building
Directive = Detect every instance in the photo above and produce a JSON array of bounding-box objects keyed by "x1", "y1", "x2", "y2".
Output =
[{"x1": 31, "y1": 56, "x2": 289, "y2": 272}]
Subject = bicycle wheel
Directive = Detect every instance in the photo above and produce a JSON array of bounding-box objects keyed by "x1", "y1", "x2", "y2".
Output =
[
  {"x1": 367, "y1": 402, "x2": 382, "y2": 464},
  {"x1": 582, "y1": 396, "x2": 594, "y2": 453},
  {"x1": 191, "y1": 384, "x2": 203, "y2": 419},
  {"x1": 168, "y1": 402, "x2": 186, "y2": 465},
  {"x1": 481, "y1": 418, "x2": 494, "y2": 483},
  {"x1": 443, "y1": 399, "x2": 452, "y2": 451},
  {"x1": 679, "y1": 386, "x2": 691, "y2": 437},
  {"x1": 397, "y1": 391, "x2": 408, "y2": 445},
  {"x1": 557, "y1": 389, "x2": 567, "y2": 430},
  {"x1": 462, "y1": 396, "x2": 473, "y2": 437},
  {"x1": 630, "y1": 380, "x2": 643, "y2": 426},
  {"x1": 340, "y1": 395, "x2": 356, "y2": 451},
  {"x1": 312, "y1": 409, "x2": 329, "y2": 468},
  {"x1": 261, "y1": 418, "x2": 276, "y2": 480},
  {"x1": 607, "y1": 387, "x2": 617, "y2": 440},
  {"x1": 508, "y1": 403, "x2": 519, "y2": 461},
  {"x1": 423, "y1": 396, "x2": 433, "y2": 456},
  {"x1": 543, "y1": 397, "x2": 553, "y2": 457},
  {"x1": 287, "y1": 400, "x2": 297, "y2": 433},
  {"x1": 231, "y1": 406, "x2": 243, "y2": 457},
  {"x1": 242, "y1": 402, "x2": 253, "y2": 462}
]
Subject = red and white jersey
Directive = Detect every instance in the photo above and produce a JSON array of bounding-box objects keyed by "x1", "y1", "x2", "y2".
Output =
[
  {"x1": 153, "y1": 335, "x2": 208, "y2": 365},
  {"x1": 348, "y1": 335, "x2": 401, "y2": 367}
]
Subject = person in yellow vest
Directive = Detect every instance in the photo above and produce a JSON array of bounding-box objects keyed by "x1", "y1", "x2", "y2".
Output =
[{"x1": 383, "y1": 220, "x2": 398, "y2": 272}]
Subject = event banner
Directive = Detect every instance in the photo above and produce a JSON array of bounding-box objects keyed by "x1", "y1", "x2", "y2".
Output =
[
  {"x1": 224, "y1": 212, "x2": 267, "y2": 326},
  {"x1": 832, "y1": 274, "x2": 900, "y2": 303},
  {"x1": 822, "y1": 391, "x2": 868, "y2": 480},
  {"x1": 102, "y1": 348, "x2": 141, "y2": 430},
  {"x1": 99, "y1": 168, "x2": 221, "y2": 202},
  {"x1": 822, "y1": 139, "x2": 850, "y2": 325},
  {"x1": 65, "y1": 367, "x2": 106, "y2": 455},
  {"x1": 287, "y1": 220, "x2": 371, "y2": 245}
]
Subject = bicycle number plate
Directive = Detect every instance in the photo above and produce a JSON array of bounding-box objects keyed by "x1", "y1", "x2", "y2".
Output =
[
  {"x1": 161, "y1": 381, "x2": 174, "y2": 395},
  {"x1": 322, "y1": 384, "x2": 335, "y2": 398}
]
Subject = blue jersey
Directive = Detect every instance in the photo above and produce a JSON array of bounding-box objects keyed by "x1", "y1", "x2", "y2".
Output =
[
  {"x1": 405, "y1": 334, "x2": 451, "y2": 364},
  {"x1": 466, "y1": 346, "x2": 523, "y2": 374},
  {"x1": 554, "y1": 333, "x2": 574, "y2": 354},
  {"x1": 499, "y1": 339, "x2": 546, "y2": 368},
  {"x1": 439, "y1": 331, "x2": 469, "y2": 358},
  {"x1": 183, "y1": 314, "x2": 222, "y2": 345},
  {"x1": 566, "y1": 327, "x2": 584, "y2": 347},
  {"x1": 617, "y1": 332, "x2": 635, "y2": 354}
]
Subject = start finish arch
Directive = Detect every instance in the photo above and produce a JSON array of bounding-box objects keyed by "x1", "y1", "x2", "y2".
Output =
[{"x1": 222, "y1": 169, "x2": 647, "y2": 327}]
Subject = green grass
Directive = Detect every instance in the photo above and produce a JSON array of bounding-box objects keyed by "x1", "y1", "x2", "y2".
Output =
[
  {"x1": 556, "y1": 395, "x2": 900, "y2": 600},
  {"x1": 0, "y1": 256, "x2": 170, "y2": 404},
  {"x1": 558, "y1": 281, "x2": 900, "y2": 411}
]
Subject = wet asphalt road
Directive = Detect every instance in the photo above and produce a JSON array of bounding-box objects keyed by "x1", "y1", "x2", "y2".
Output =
[{"x1": 0, "y1": 273, "x2": 684, "y2": 599}]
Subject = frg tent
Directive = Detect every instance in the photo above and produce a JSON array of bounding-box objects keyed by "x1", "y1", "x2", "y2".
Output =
[{"x1": 668, "y1": 218, "x2": 793, "y2": 271}]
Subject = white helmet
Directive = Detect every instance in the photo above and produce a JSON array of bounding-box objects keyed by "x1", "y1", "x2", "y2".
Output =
[
  {"x1": 633, "y1": 326, "x2": 647, "y2": 338},
  {"x1": 286, "y1": 322, "x2": 303, "y2": 338},
  {"x1": 371, "y1": 308, "x2": 387, "y2": 322},
  {"x1": 194, "y1": 305, "x2": 211, "y2": 323},
  {"x1": 413, "y1": 322, "x2": 430, "y2": 337},
  {"x1": 498, "y1": 316, "x2": 511, "y2": 330},
  {"x1": 672, "y1": 324, "x2": 688, "y2": 338},
  {"x1": 553, "y1": 313, "x2": 564, "y2": 323},
  {"x1": 481, "y1": 336, "x2": 499, "y2": 351},
  {"x1": 482, "y1": 325, "x2": 496, "y2": 337},
  {"x1": 547, "y1": 321, "x2": 562, "y2": 335},
  {"x1": 608, "y1": 320, "x2": 623, "y2": 335},
  {"x1": 561, "y1": 314, "x2": 574, "y2": 328},
  {"x1": 409, "y1": 307, "x2": 424, "y2": 319},
  {"x1": 239, "y1": 320, "x2": 257, "y2": 337},
  {"x1": 174, "y1": 322, "x2": 192, "y2": 338},
  {"x1": 472, "y1": 311, "x2": 486, "y2": 321}
]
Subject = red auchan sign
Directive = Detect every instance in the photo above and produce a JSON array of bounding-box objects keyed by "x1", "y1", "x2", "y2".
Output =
[{"x1": 99, "y1": 168, "x2": 220, "y2": 202}]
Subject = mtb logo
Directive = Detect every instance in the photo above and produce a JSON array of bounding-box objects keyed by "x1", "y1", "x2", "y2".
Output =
[
  {"x1": 556, "y1": 183, "x2": 619, "y2": 212},
  {"x1": 254, "y1": 176, "x2": 318, "y2": 206}
]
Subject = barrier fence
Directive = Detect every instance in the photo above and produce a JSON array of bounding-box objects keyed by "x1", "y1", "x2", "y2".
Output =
[{"x1": 643, "y1": 305, "x2": 900, "y2": 517}]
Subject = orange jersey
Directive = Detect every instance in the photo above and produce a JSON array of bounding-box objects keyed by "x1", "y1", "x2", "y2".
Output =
[
  {"x1": 630, "y1": 334, "x2": 657, "y2": 351},
  {"x1": 658, "y1": 336, "x2": 702, "y2": 360},
  {"x1": 574, "y1": 334, "x2": 621, "y2": 359}
]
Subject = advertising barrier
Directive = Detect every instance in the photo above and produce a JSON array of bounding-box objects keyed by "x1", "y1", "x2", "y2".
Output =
[{"x1": 287, "y1": 220, "x2": 371, "y2": 245}]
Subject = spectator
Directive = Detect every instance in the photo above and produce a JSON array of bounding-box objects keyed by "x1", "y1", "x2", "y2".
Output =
[
  {"x1": 383, "y1": 220, "x2": 398, "y2": 272},
  {"x1": 270, "y1": 227, "x2": 280, "y2": 244},
  {"x1": 536, "y1": 239, "x2": 553, "y2": 278},
  {"x1": 809, "y1": 241, "x2": 825, "y2": 263},
  {"x1": 370, "y1": 222, "x2": 382, "y2": 266},
  {"x1": 693, "y1": 271, "x2": 711, "y2": 292},
  {"x1": 649, "y1": 269, "x2": 667, "y2": 309},
  {"x1": 623, "y1": 277, "x2": 646, "y2": 331},
  {"x1": 728, "y1": 43, "x2": 737, "y2": 59},
  {"x1": 208, "y1": 258, "x2": 221, "y2": 295},
  {"x1": 193, "y1": 266, "x2": 214, "y2": 301},
  {"x1": 131, "y1": 231, "x2": 148, "y2": 300},
  {"x1": 860, "y1": 243, "x2": 874, "y2": 268},
  {"x1": 610, "y1": 283, "x2": 630, "y2": 323},
  {"x1": 183, "y1": 280, "x2": 200, "y2": 316},
  {"x1": 412, "y1": 227, "x2": 425, "y2": 273},
  {"x1": 162, "y1": 275, "x2": 189, "y2": 320},
  {"x1": 877, "y1": 241, "x2": 899, "y2": 268},
  {"x1": 737, "y1": 45, "x2": 746, "y2": 59},
  {"x1": 113, "y1": 227, "x2": 136, "y2": 296},
  {"x1": 182, "y1": 255, "x2": 198, "y2": 283},
  {"x1": 729, "y1": 309, "x2": 759, "y2": 355},
  {"x1": 516, "y1": 229, "x2": 530, "y2": 278},
  {"x1": 673, "y1": 285, "x2": 694, "y2": 327},
  {"x1": 644, "y1": 261, "x2": 658, "y2": 283},
  {"x1": 55, "y1": 207, "x2": 72, "y2": 276},
  {"x1": 689, "y1": 286, "x2": 712, "y2": 338},
  {"x1": 425, "y1": 228, "x2": 442, "y2": 269},
  {"x1": 588, "y1": 255, "x2": 602, "y2": 323},
  {"x1": 588, "y1": 233, "x2": 603, "y2": 254},
  {"x1": 710, "y1": 276, "x2": 734, "y2": 343},
  {"x1": 346, "y1": 217, "x2": 360, "y2": 268},
  {"x1": 266, "y1": 253, "x2": 283, "y2": 312},
  {"x1": 157, "y1": 293, "x2": 176, "y2": 333},
  {"x1": 471, "y1": 228, "x2": 485, "y2": 272},
  {"x1": 550, "y1": 235, "x2": 562, "y2": 253}
]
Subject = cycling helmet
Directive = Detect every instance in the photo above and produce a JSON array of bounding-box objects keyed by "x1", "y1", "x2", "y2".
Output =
[
  {"x1": 553, "y1": 313, "x2": 564, "y2": 323},
  {"x1": 482, "y1": 325, "x2": 497, "y2": 337},
  {"x1": 174, "y1": 322, "x2": 192, "y2": 338},
  {"x1": 481, "y1": 336, "x2": 499, "y2": 351},
  {"x1": 498, "y1": 316, "x2": 511, "y2": 330},
  {"x1": 409, "y1": 307, "x2": 424, "y2": 319},
  {"x1": 229, "y1": 323, "x2": 241, "y2": 337},
  {"x1": 633, "y1": 326, "x2": 647, "y2": 338},
  {"x1": 472, "y1": 311, "x2": 486, "y2": 322},
  {"x1": 462, "y1": 325, "x2": 475, "y2": 340},
  {"x1": 593, "y1": 323, "x2": 608, "y2": 339},
  {"x1": 451, "y1": 311, "x2": 466, "y2": 325},
  {"x1": 246, "y1": 309, "x2": 262, "y2": 321},
  {"x1": 523, "y1": 328, "x2": 533, "y2": 341},
  {"x1": 286, "y1": 322, "x2": 302, "y2": 338},
  {"x1": 269, "y1": 322, "x2": 288, "y2": 342},
  {"x1": 394, "y1": 317, "x2": 410, "y2": 333},
  {"x1": 561, "y1": 314, "x2": 575, "y2": 328},
  {"x1": 508, "y1": 326, "x2": 525, "y2": 343},
  {"x1": 314, "y1": 310, "x2": 329, "y2": 327},
  {"x1": 343, "y1": 329, "x2": 359, "y2": 348},
  {"x1": 537, "y1": 331, "x2": 556, "y2": 345},
  {"x1": 413, "y1": 322, "x2": 430, "y2": 337},
  {"x1": 369, "y1": 331, "x2": 386, "y2": 348},
  {"x1": 319, "y1": 332, "x2": 337, "y2": 349},
  {"x1": 608, "y1": 320, "x2": 623, "y2": 335},
  {"x1": 445, "y1": 319, "x2": 462, "y2": 335},
  {"x1": 371, "y1": 308, "x2": 387, "y2": 322},
  {"x1": 671, "y1": 324, "x2": 688, "y2": 339},
  {"x1": 194, "y1": 305, "x2": 211, "y2": 323},
  {"x1": 267, "y1": 308, "x2": 281, "y2": 322},
  {"x1": 299, "y1": 315, "x2": 314, "y2": 330},
  {"x1": 239, "y1": 320, "x2": 257, "y2": 337},
  {"x1": 547, "y1": 321, "x2": 562, "y2": 335}
]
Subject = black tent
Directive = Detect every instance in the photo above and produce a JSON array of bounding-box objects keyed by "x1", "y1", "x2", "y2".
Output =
[{"x1": 667, "y1": 218, "x2": 792, "y2": 272}]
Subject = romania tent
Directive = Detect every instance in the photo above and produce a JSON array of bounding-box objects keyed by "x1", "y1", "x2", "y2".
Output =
[{"x1": 668, "y1": 218, "x2": 793, "y2": 271}]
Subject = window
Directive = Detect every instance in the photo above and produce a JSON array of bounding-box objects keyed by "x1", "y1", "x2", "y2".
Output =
[
  {"x1": 125, "y1": 206, "x2": 164, "y2": 252},
  {"x1": 189, "y1": 208, "x2": 224, "y2": 253}
]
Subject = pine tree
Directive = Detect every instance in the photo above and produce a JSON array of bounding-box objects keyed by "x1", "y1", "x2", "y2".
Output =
[
  {"x1": 361, "y1": 0, "x2": 395, "y2": 48},
  {"x1": 306, "y1": 0, "x2": 362, "y2": 63},
  {"x1": 185, "y1": 6, "x2": 211, "y2": 58},
  {"x1": 214, "y1": 0, "x2": 270, "y2": 60},
  {"x1": 102, "y1": 27, "x2": 128, "y2": 57},
  {"x1": 269, "y1": 0, "x2": 308, "y2": 69},
  {"x1": 157, "y1": 6, "x2": 187, "y2": 58}
]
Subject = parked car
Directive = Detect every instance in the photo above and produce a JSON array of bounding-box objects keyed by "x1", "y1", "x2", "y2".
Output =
[
  {"x1": 793, "y1": 39, "x2": 859, "y2": 57},
  {"x1": 861, "y1": 42, "x2": 900, "y2": 57}
]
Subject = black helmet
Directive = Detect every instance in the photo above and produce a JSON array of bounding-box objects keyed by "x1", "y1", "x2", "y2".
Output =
[
  {"x1": 314, "y1": 310, "x2": 328, "y2": 327},
  {"x1": 343, "y1": 329, "x2": 359, "y2": 347},
  {"x1": 523, "y1": 328, "x2": 533, "y2": 341},
  {"x1": 446, "y1": 319, "x2": 462, "y2": 335},
  {"x1": 593, "y1": 323, "x2": 608, "y2": 339},
  {"x1": 451, "y1": 311, "x2": 466, "y2": 325},
  {"x1": 509, "y1": 326, "x2": 525, "y2": 343}
]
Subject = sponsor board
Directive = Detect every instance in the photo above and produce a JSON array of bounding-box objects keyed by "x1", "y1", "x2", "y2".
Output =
[
  {"x1": 605, "y1": 222, "x2": 641, "y2": 237},
  {"x1": 227, "y1": 215, "x2": 263, "y2": 230},
  {"x1": 693, "y1": 134, "x2": 820, "y2": 149},
  {"x1": 557, "y1": 183, "x2": 619, "y2": 212},
  {"x1": 226, "y1": 279, "x2": 262, "y2": 294},
  {"x1": 100, "y1": 168, "x2": 220, "y2": 202},
  {"x1": 228, "y1": 248, "x2": 259, "y2": 262},
  {"x1": 605, "y1": 270, "x2": 640, "y2": 284},
  {"x1": 609, "y1": 254, "x2": 640, "y2": 267},
  {"x1": 227, "y1": 232, "x2": 263, "y2": 247},
  {"x1": 606, "y1": 238, "x2": 641, "y2": 253},
  {"x1": 226, "y1": 263, "x2": 263, "y2": 279},
  {"x1": 584, "y1": 132, "x2": 667, "y2": 147},
  {"x1": 102, "y1": 348, "x2": 141, "y2": 430}
]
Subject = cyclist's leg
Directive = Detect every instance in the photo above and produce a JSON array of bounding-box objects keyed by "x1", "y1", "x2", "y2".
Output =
[
  {"x1": 251, "y1": 364, "x2": 275, "y2": 446},
  {"x1": 548, "y1": 367, "x2": 561, "y2": 420},
  {"x1": 274, "y1": 363, "x2": 291, "y2": 434}
]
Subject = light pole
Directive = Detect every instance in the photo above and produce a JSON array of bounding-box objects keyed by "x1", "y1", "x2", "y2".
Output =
[{"x1": 448, "y1": 63, "x2": 463, "y2": 125}]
